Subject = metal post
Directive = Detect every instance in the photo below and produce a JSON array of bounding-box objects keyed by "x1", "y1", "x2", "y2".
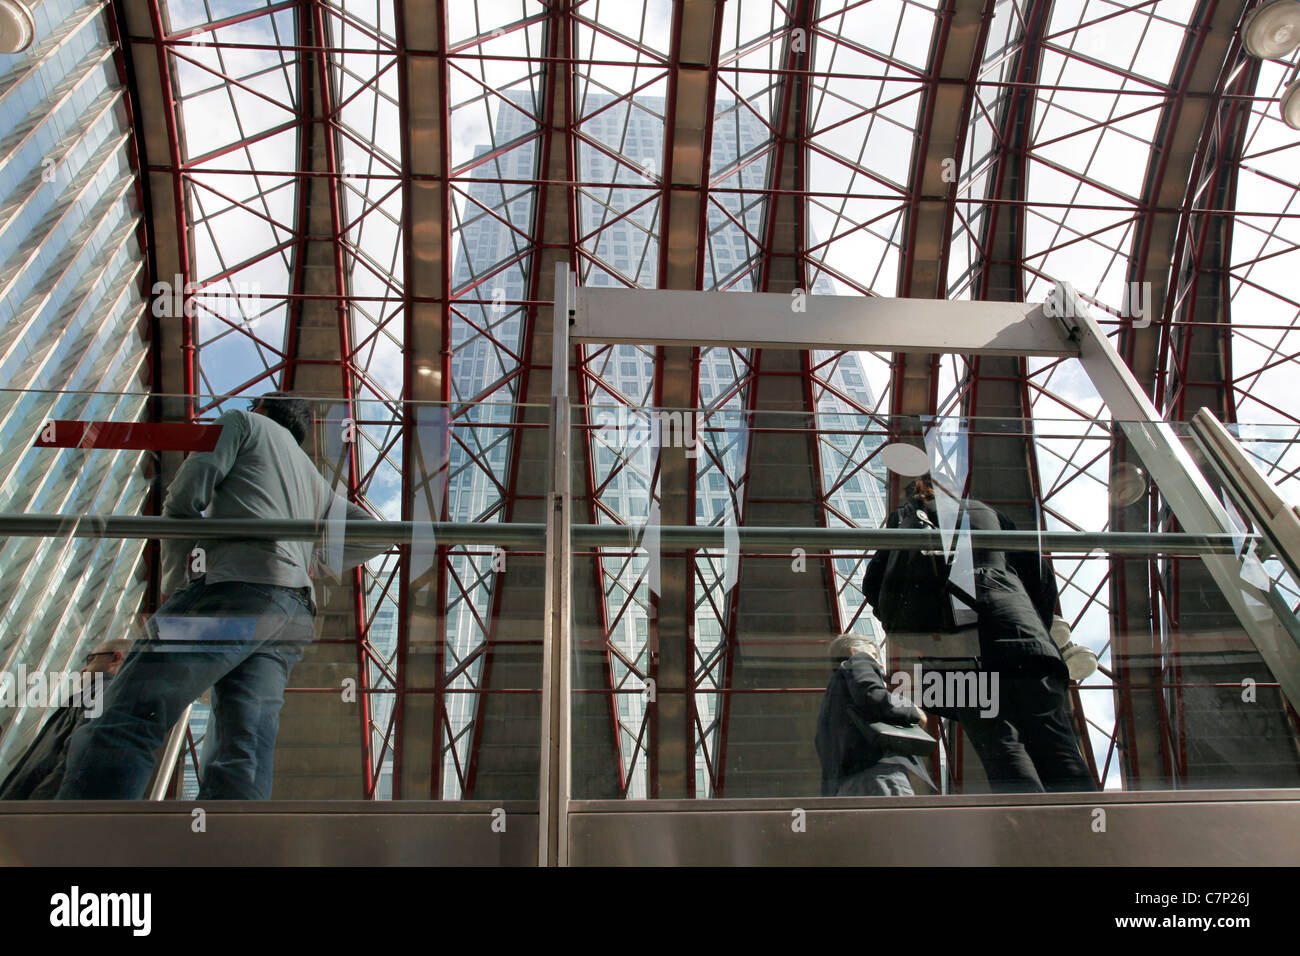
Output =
[
  {"x1": 538, "y1": 262, "x2": 573, "y2": 866},
  {"x1": 145, "y1": 703, "x2": 194, "y2": 800},
  {"x1": 1065, "y1": 283, "x2": 1300, "y2": 709}
]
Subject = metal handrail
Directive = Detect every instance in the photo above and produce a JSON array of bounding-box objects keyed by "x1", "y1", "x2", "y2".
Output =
[
  {"x1": 144, "y1": 703, "x2": 193, "y2": 801},
  {"x1": 1191, "y1": 408, "x2": 1300, "y2": 586},
  {"x1": 0, "y1": 513, "x2": 1266, "y2": 555}
]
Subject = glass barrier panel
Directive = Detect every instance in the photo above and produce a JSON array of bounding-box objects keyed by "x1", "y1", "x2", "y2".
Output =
[
  {"x1": 3, "y1": 388, "x2": 1298, "y2": 808},
  {"x1": 568, "y1": 406, "x2": 1300, "y2": 799},
  {"x1": 0, "y1": 391, "x2": 546, "y2": 802}
]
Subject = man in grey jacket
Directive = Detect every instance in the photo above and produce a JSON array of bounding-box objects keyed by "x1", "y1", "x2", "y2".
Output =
[{"x1": 57, "y1": 393, "x2": 381, "y2": 799}]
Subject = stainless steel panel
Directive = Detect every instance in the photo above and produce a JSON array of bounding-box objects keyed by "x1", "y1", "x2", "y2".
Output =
[
  {"x1": 0, "y1": 801, "x2": 537, "y2": 866},
  {"x1": 568, "y1": 792, "x2": 1300, "y2": 866}
]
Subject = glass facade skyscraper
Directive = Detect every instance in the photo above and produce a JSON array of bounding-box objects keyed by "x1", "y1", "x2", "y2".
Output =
[{"x1": 448, "y1": 89, "x2": 889, "y2": 796}]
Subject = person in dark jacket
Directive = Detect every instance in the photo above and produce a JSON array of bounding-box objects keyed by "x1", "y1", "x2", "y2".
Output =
[
  {"x1": 815, "y1": 633, "x2": 934, "y2": 796},
  {"x1": 0, "y1": 639, "x2": 131, "y2": 799},
  {"x1": 863, "y1": 474, "x2": 1095, "y2": 793}
]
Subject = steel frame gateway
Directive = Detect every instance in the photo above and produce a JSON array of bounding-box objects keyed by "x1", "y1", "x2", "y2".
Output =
[{"x1": 534, "y1": 272, "x2": 1300, "y2": 863}]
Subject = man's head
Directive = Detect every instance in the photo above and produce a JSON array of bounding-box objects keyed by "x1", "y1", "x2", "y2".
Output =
[
  {"x1": 828, "y1": 633, "x2": 881, "y2": 664},
  {"x1": 248, "y1": 391, "x2": 312, "y2": 445},
  {"x1": 83, "y1": 638, "x2": 133, "y2": 676}
]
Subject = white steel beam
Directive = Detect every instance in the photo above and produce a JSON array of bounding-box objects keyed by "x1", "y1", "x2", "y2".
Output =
[{"x1": 572, "y1": 288, "x2": 1076, "y2": 356}]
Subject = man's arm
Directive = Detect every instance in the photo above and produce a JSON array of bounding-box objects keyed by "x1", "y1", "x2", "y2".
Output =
[
  {"x1": 313, "y1": 493, "x2": 393, "y2": 580},
  {"x1": 159, "y1": 411, "x2": 249, "y2": 597},
  {"x1": 844, "y1": 655, "x2": 922, "y2": 726}
]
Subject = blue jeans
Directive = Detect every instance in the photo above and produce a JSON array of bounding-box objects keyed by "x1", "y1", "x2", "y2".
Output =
[{"x1": 56, "y1": 580, "x2": 313, "y2": 800}]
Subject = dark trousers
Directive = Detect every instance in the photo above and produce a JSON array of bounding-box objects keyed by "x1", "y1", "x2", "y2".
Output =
[{"x1": 956, "y1": 674, "x2": 1096, "y2": 793}]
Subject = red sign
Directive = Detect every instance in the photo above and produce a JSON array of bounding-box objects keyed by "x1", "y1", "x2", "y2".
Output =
[{"x1": 33, "y1": 421, "x2": 222, "y2": 452}]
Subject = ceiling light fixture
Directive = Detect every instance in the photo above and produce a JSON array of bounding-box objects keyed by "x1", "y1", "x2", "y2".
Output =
[
  {"x1": 1282, "y1": 77, "x2": 1300, "y2": 129},
  {"x1": 1109, "y1": 462, "x2": 1148, "y2": 508},
  {"x1": 1243, "y1": 0, "x2": 1300, "y2": 59},
  {"x1": 0, "y1": 1, "x2": 35, "y2": 55}
]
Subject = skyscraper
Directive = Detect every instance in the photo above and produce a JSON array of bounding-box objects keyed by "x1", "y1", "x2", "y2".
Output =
[{"x1": 447, "y1": 90, "x2": 889, "y2": 796}]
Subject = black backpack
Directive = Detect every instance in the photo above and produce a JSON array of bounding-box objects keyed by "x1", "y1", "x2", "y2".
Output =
[{"x1": 870, "y1": 501, "x2": 965, "y2": 634}]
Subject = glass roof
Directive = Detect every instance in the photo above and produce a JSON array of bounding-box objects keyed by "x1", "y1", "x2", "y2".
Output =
[{"x1": 160, "y1": 0, "x2": 1300, "y2": 423}]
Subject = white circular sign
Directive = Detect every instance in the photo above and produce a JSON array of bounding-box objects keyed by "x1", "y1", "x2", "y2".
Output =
[{"x1": 879, "y1": 442, "x2": 930, "y2": 476}]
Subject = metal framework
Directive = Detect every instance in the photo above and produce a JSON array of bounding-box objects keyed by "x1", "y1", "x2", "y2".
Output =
[{"x1": 92, "y1": 0, "x2": 1300, "y2": 800}]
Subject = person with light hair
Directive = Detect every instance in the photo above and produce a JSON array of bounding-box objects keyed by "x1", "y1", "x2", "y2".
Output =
[
  {"x1": 815, "y1": 632, "x2": 932, "y2": 796},
  {"x1": 0, "y1": 637, "x2": 133, "y2": 799}
]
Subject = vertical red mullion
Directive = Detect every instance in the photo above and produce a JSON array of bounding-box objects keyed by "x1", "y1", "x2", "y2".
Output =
[
  {"x1": 576, "y1": 350, "x2": 628, "y2": 793},
  {"x1": 685, "y1": 348, "x2": 701, "y2": 797},
  {"x1": 564, "y1": 1, "x2": 590, "y2": 791},
  {"x1": 391, "y1": 0, "x2": 412, "y2": 799},
  {"x1": 310, "y1": 0, "x2": 372, "y2": 799},
  {"x1": 646, "y1": 359, "x2": 663, "y2": 798},
  {"x1": 430, "y1": 0, "x2": 454, "y2": 799},
  {"x1": 282, "y1": 0, "x2": 314, "y2": 393},
  {"x1": 684, "y1": 1, "x2": 726, "y2": 799},
  {"x1": 713, "y1": 350, "x2": 761, "y2": 797},
  {"x1": 1111, "y1": 429, "x2": 1144, "y2": 787},
  {"x1": 106, "y1": 3, "x2": 166, "y2": 617},
  {"x1": 802, "y1": 352, "x2": 842, "y2": 636}
]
